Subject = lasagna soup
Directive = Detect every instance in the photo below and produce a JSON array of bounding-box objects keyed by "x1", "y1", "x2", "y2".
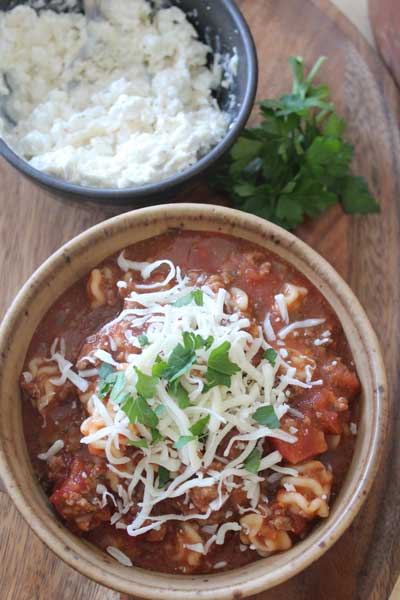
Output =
[{"x1": 21, "y1": 231, "x2": 360, "y2": 573}]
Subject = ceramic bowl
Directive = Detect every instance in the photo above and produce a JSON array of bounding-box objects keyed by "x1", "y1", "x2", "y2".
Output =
[
  {"x1": 0, "y1": 0, "x2": 258, "y2": 206},
  {"x1": 0, "y1": 204, "x2": 388, "y2": 598}
]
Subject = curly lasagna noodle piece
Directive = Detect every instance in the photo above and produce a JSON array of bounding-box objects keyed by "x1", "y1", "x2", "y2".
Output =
[
  {"x1": 86, "y1": 265, "x2": 121, "y2": 309},
  {"x1": 21, "y1": 230, "x2": 360, "y2": 574},
  {"x1": 240, "y1": 461, "x2": 332, "y2": 556}
]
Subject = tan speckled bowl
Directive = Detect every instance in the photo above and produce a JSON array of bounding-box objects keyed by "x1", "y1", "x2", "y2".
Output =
[{"x1": 0, "y1": 204, "x2": 388, "y2": 598}]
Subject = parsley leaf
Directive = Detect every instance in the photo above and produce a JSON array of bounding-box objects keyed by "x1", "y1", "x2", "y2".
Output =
[
  {"x1": 210, "y1": 56, "x2": 379, "y2": 230},
  {"x1": 189, "y1": 415, "x2": 210, "y2": 437},
  {"x1": 207, "y1": 341, "x2": 240, "y2": 375},
  {"x1": 121, "y1": 394, "x2": 137, "y2": 423},
  {"x1": 151, "y1": 427, "x2": 163, "y2": 444},
  {"x1": 98, "y1": 362, "x2": 115, "y2": 380},
  {"x1": 173, "y1": 435, "x2": 195, "y2": 449},
  {"x1": 98, "y1": 373, "x2": 116, "y2": 399},
  {"x1": 162, "y1": 334, "x2": 196, "y2": 382},
  {"x1": 263, "y1": 348, "x2": 278, "y2": 367},
  {"x1": 157, "y1": 466, "x2": 170, "y2": 489},
  {"x1": 204, "y1": 369, "x2": 232, "y2": 391},
  {"x1": 98, "y1": 363, "x2": 118, "y2": 399},
  {"x1": 122, "y1": 395, "x2": 159, "y2": 429},
  {"x1": 244, "y1": 448, "x2": 261, "y2": 474},
  {"x1": 109, "y1": 371, "x2": 127, "y2": 404},
  {"x1": 135, "y1": 367, "x2": 158, "y2": 399},
  {"x1": 182, "y1": 331, "x2": 213, "y2": 351},
  {"x1": 138, "y1": 334, "x2": 149, "y2": 347},
  {"x1": 253, "y1": 405, "x2": 280, "y2": 428},
  {"x1": 126, "y1": 439, "x2": 148, "y2": 449},
  {"x1": 204, "y1": 341, "x2": 240, "y2": 391},
  {"x1": 172, "y1": 289, "x2": 204, "y2": 307},
  {"x1": 168, "y1": 380, "x2": 191, "y2": 409},
  {"x1": 154, "y1": 404, "x2": 166, "y2": 417},
  {"x1": 152, "y1": 357, "x2": 168, "y2": 377}
]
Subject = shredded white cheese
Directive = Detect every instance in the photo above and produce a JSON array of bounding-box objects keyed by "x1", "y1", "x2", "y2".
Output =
[
  {"x1": 215, "y1": 522, "x2": 241, "y2": 545},
  {"x1": 106, "y1": 546, "x2": 133, "y2": 567},
  {"x1": 278, "y1": 318, "x2": 326, "y2": 339},
  {"x1": 37, "y1": 439, "x2": 64, "y2": 461},
  {"x1": 29, "y1": 255, "x2": 335, "y2": 549}
]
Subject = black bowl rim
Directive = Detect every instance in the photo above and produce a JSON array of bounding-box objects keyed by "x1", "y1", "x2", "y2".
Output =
[{"x1": 0, "y1": 0, "x2": 258, "y2": 202}]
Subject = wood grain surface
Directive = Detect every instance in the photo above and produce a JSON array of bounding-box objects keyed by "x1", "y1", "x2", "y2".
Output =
[
  {"x1": 369, "y1": 0, "x2": 400, "y2": 88},
  {"x1": 1, "y1": 0, "x2": 400, "y2": 599}
]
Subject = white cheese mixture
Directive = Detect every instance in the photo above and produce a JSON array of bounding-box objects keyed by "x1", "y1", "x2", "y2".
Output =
[{"x1": 0, "y1": 0, "x2": 229, "y2": 187}]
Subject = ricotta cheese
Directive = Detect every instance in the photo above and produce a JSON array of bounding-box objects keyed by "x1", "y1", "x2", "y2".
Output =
[{"x1": 0, "y1": 0, "x2": 229, "y2": 187}]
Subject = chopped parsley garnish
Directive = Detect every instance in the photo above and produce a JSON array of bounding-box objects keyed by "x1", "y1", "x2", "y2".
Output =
[
  {"x1": 157, "y1": 466, "x2": 170, "y2": 489},
  {"x1": 97, "y1": 364, "x2": 128, "y2": 405},
  {"x1": 98, "y1": 363, "x2": 118, "y2": 399},
  {"x1": 109, "y1": 371, "x2": 127, "y2": 404},
  {"x1": 210, "y1": 56, "x2": 379, "y2": 230},
  {"x1": 172, "y1": 289, "x2": 204, "y2": 307},
  {"x1": 204, "y1": 341, "x2": 240, "y2": 391},
  {"x1": 98, "y1": 362, "x2": 115, "y2": 379},
  {"x1": 151, "y1": 333, "x2": 214, "y2": 384},
  {"x1": 134, "y1": 367, "x2": 158, "y2": 399},
  {"x1": 253, "y1": 405, "x2": 280, "y2": 428},
  {"x1": 263, "y1": 348, "x2": 278, "y2": 367},
  {"x1": 192, "y1": 289, "x2": 204, "y2": 306},
  {"x1": 126, "y1": 439, "x2": 148, "y2": 449},
  {"x1": 196, "y1": 334, "x2": 214, "y2": 350},
  {"x1": 244, "y1": 448, "x2": 261, "y2": 474},
  {"x1": 122, "y1": 394, "x2": 159, "y2": 429},
  {"x1": 152, "y1": 357, "x2": 168, "y2": 377},
  {"x1": 162, "y1": 334, "x2": 197, "y2": 382},
  {"x1": 173, "y1": 435, "x2": 195, "y2": 449},
  {"x1": 182, "y1": 331, "x2": 213, "y2": 351},
  {"x1": 189, "y1": 415, "x2": 210, "y2": 437},
  {"x1": 150, "y1": 427, "x2": 163, "y2": 444},
  {"x1": 138, "y1": 334, "x2": 149, "y2": 347},
  {"x1": 168, "y1": 380, "x2": 191, "y2": 409},
  {"x1": 154, "y1": 404, "x2": 166, "y2": 417}
]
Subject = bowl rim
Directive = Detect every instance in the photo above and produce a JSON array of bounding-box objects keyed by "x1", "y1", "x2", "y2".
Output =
[
  {"x1": 0, "y1": 0, "x2": 258, "y2": 202},
  {"x1": 0, "y1": 203, "x2": 388, "y2": 598}
]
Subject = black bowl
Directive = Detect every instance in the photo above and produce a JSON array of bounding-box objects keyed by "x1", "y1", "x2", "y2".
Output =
[{"x1": 0, "y1": 0, "x2": 258, "y2": 207}]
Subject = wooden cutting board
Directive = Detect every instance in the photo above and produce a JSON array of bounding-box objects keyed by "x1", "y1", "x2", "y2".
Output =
[
  {"x1": 1, "y1": 0, "x2": 400, "y2": 598},
  {"x1": 369, "y1": 0, "x2": 400, "y2": 89}
]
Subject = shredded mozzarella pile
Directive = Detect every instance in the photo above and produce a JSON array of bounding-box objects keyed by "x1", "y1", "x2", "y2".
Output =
[
  {"x1": 42, "y1": 256, "x2": 329, "y2": 549},
  {"x1": 77, "y1": 262, "x2": 298, "y2": 538}
]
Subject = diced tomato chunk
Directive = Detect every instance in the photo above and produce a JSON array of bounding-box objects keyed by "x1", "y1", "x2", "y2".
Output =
[
  {"x1": 297, "y1": 389, "x2": 343, "y2": 435},
  {"x1": 321, "y1": 361, "x2": 360, "y2": 398},
  {"x1": 317, "y1": 410, "x2": 342, "y2": 434},
  {"x1": 273, "y1": 419, "x2": 328, "y2": 464}
]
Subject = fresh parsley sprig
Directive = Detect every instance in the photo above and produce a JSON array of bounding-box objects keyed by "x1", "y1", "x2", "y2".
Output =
[
  {"x1": 173, "y1": 415, "x2": 211, "y2": 449},
  {"x1": 244, "y1": 448, "x2": 261, "y2": 474},
  {"x1": 157, "y1": 466, "x2": 170, "y2": 489},
  {"x1": 253, "y1": 405, "x2": 280, "y2": 428},
  {"x1": 154, "y1": 332, "x2": 214, "y2": 382},
  {"x1": 210, "y1": 56, "x2": 379, "y2": 230},
  {"x1": 172, "y1": 289, "x2": 204, "y2": 307},
  {"x1": 263, "y1": 348, "x2": 278, "y2": 367},
  {"x1": 97, "y1": 362, "x2": 162, "y2": 438},
  {"x1": 204, "y1": 341, "x2": 240, "y2": 391}
]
